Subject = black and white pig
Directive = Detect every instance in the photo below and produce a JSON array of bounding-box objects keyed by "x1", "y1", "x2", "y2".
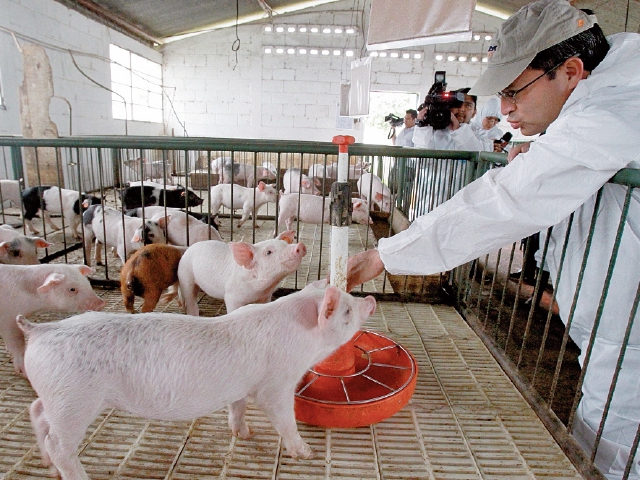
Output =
[
  {"x1": 178, "y1": 230, "x2": 306, "y2": 314},
  {"x1": 121, "y1": 185, "x2": 203, "y2": 211},
  {"x1": 18, "y1": 284, "x2": 376, "y2": 478},
  {"x1": 1, "y1": 263, "x2": 104, "y2": 375},
  {"x1": 21, "y1": 186, "x2": 102, "y2": 239}
]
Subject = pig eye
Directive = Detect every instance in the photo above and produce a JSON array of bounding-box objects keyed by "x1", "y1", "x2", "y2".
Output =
[
  {"x1": 346, "y1": 307, "x2": 351, "y2": 316},
  {"x1": 265, "y1": 249, "x2": 273, "y2": 256},
  {"x1": 69, "y1": 287, "x2": 77, "y2": 293},
  {"x1": 12, "y1": 251, "x2": 20, "y2": 257}
]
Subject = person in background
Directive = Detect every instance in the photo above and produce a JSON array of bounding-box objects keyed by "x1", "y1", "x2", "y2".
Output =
[
  {"x1": 346, "y1": 1, "x2": 640, "y2": 477},
  {"x1": 471, "y1": 97, "x2": 507, "y2": 152},
  {"x1": 412, "y1": 88, "x2": 485, "y2": 150},
  {"x1": 391, "y1": 109, "x2": 417, "y2": 147}
]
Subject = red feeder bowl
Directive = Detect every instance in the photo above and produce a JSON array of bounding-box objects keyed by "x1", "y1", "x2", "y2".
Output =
[{"x1": 295, "y1": 330, "x2": 418, "y2": 428}]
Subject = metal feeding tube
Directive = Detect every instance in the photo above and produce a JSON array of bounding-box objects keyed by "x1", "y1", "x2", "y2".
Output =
[{"x1": 329, "y1": 135, "x2": 355, "y2": 291}]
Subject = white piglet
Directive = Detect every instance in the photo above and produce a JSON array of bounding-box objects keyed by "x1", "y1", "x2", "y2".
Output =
[
  {"x1": 278, "y1": 193, "x2": 372, "y2": 232},
  {"x1": 0, "y1": 224, "x2": 52, "y2": 265},
  {"x1": 282, "y1": 168, "x2": 321, "y2": 195},
  {"x1": 210, "y1": 181, "x2": 278, "y2": 228},
  {"x1": 357, "y1": 173, "x2": 395, "y2": 214},
  {"x1": 19, "y1": 285, "x2": 376, "y2": 478},
  {"x1": 0, "y1": 263, "x2": 104, "y2": 376},
  {"x1": 178, "y1": 230, "x2": 306, "y2": 314},
  {"x1": 0, "y1": 179, "x2": 22, "y2": 210},
  {"x1": 150, "y1": 210, "x2": 222, "y2": 245}
]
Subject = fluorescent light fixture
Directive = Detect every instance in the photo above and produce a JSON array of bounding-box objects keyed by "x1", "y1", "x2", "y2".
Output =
[
  {"x1": 323, "y1": 27, "x2": 332, "y2": 33},
  {"x1": 485, "y1": 34, "x2": 493, "y2": 41},
  {"x1": 475, "y1": 4, "x2": 510, "y2": 20},
  {"x1": 379, "y1": 52, "x2": 387, "y2": 57},
  {"x1": 413, "y1": 53, "x2": 422, "y2": 59},
  {"x1": 299, "y1": 26, "x2": 307, "y2": 32},
  {"x1": 369, "y1": 51, "x2": 379, "y2": 57},
  {"x1": 447, "y1": 55, "x2": 456, "y2": 61},
  {"x1": 482, "y1": 56, "x2": 488, "y2": 63},
  {"x1": 333, "y1": 50, "x2": 341, "y2": 55},
  {"x1": 299, "y1": 48, "x2": 307, "y2": 54},
  {"x1": 288, "y1": 26, "x2": 296, "y2": 32},
  {"x1": 264, "y1": 26, "x2": 272, "y2": 33},
  {"x1": 310, "y1": 49, "x2": 319, "y2": 55},
  {"x1": 473, "y1": 34, "x2": 480, "y2": 41},
  {"x1": 322, "y1": 49, "x2": 330, "y2": 55},
  {"x1": 402, "y1": 53, "x2": 410, "y2": 59},
  {"x1": 346, "y1": 50, "x2": 354, "y2": 57},
  {"x1": 346, "y1": 27, "x2": 355, "y2": 34},
  {"x1": 287, "y1": 48, "x2": 295, "y2": 54},
  {"x1": 276, "y1": 48, "x2": 284, "y2": 54},
  {"x1": 471, "y1": 56, "x2": 478, "y2": 62},
  {"x1": 276, "y1": 26, "x2": 285, "y2": 33},
  {"x1": 310, "y1": 27, "x2": 319, "y2": 33},
  {"x1": 334, "y1": 27, "x2": 343, "y2": 34},
  {"x1": 435, "y1": 54, "x2": 443, "y2": 61},
  {"x1": 458, "y1": 55, "x2": 467, "y2": 62},
  {"x1": 264, "y1": 47, "x2": 272, "y2": 53}
]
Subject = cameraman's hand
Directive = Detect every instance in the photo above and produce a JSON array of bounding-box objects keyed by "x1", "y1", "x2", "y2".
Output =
[
  {"x1": 417, "y1": 107, "x2": 428, "y2": 122},
  {"x1": 449, "y1": 111, "x2": 460, "y2": 131}
]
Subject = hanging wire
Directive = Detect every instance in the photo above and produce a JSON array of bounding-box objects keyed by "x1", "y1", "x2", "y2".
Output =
[{"x1": 232, "y1": 0, "x2": 241, "y2": 70}]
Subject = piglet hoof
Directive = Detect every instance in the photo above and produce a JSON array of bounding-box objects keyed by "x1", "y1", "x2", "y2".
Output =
[
  {"x1": 96, "y1": 261, "x2": 104, "y2": 266},
  {"x1": 288, "y1": 442, "x2": 315, "y2": 460},
  {"x1": 236, "y1": 222, "x2": 244, "y2": 228},
  {"x1": 232, "y1": 426, "x2": 252, "y2": 440}
]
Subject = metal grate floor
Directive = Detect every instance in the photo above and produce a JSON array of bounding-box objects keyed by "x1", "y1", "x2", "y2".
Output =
[{"x1": 0, "y1": 289, "x2": 582, "y2": 479}]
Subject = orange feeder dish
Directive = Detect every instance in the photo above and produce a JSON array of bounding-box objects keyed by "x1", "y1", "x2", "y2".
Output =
[{"x1": 294, "y1": 135, "x2": 418, "y2": 428}]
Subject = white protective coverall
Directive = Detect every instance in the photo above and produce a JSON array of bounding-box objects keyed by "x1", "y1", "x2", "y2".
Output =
[
  {"x1": 412, "y1": 122, "x2": 485, "y2": 150},
  {"x1": 378, "y1": 33, "x2": 640, "y2": 479},
  {"x1": 471, "y1": 97, "x2": 504, "y2": 152}
]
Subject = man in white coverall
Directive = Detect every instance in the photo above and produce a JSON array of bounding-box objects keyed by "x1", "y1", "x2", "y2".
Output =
[{"x1": 347, "y1": 1, "x2": 640, "y2": 477}]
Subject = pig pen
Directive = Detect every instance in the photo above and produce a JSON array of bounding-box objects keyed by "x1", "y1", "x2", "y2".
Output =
[{"x1": 0, "y1": 214, "x2": 583, "y2": 479}]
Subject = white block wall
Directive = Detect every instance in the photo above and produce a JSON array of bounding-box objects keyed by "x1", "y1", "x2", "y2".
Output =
[
  {"x1": 0, "y1": 0, "x2": 164, "y2": 137},
  {"x1": 162, "y1": 0, "x2": 504, "y2": 142}
]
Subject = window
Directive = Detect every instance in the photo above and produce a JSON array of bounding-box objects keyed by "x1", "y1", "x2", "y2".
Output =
[{"x1": 110, "y1": 44, "x2": 162, "y2": 122}]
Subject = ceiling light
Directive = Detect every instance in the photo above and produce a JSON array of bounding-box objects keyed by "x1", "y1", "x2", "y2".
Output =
[
  {"x1": 322, "y1": 49, "x2": 330, "y2": 55},
  {"x1": 346, "y1": 27, "x2": 355, "y2": 34},
  {"x1": 287, "y1": 48, "x2": 295, "y2": 54},
  {"x1": 458, "y1": 55, "x2": 467, "y2": 62},
  {"x1": 471, "y1": 56, "x2": 478, "y2": 62},
  {"x1": 485, "y1": 35, "x2": 493, "y2": 41},
  {"x1": 334, "y1": 27, "x2": 343, "y2": 34},
  {"x1": 264, "y1": 47, "x2": 272, "y2": 54},
  {"x1": 310, "y1": 27, "x2": 319, "y2": 33},
  {"x1": 379, "y1": 52, "x2": 387, "y2": 57},
  {"x1": 447, "y1": 55, "x2": 456, "y2": 61},
  {"x1": 402, "y1": 53, "x2": 410, "y2": 59},
  {"x1": 413, "y1": 53, "x2": 422, "y2": 59},
  {"x1": 310, "y1": 49, "x2": 319, "y2": 55},
  {"x1": 299, "y1": 48, "x2": 307, "y2": 54},
  {"x1": 390, "y1": 52, "x2": 398, "y2": 58},
  {"x1": 435, "y1": 54, "x2": 443, "y2": 61},
  {"x1": 299, "y1": 26, "x2": 307, "y2": 33},
  {"x1": 323, "y1": 27, "x2": 332, "y2": 33},
  {"x1": 482, "y1": 56, "x2": 488, "y2": 63},
  {"x1": 346, "y1": 50, "x2": 354, "y2": 57},
  {"x1": 264, "y1": 26, "x2": 273, "y2": 33},
  {"x1": 275, "y1": 26, "x2": 285, "y2": 33},
  {"x1": 473, "y1": 34, "x2": 480, "y2": 41},
  {"x1": 288, "y1": 26, "x2": 296, "y2": 33},
  {"x1": 369, "y1": 51, "x2": 379, "y2": 57}
]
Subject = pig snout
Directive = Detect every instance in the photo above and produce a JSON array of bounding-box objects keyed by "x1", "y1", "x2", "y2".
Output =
[
  {"x1": 294, "y1": 242, "x2": 306, "y2": 258},
  {"x1": 85, "y1": 296, "x2": 106, "y2": 311}
]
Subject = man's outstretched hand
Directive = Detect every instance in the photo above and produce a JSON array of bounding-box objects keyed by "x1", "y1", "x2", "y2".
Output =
[{"x1": 346, "y1": 249, "x2": 385, "y2": 293}]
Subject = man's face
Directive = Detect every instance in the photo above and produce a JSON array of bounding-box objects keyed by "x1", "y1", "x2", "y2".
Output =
[
  {"x1": 404, "y1": 113, "x2": 416, "y2": 128},
  {"x1": 499, "y1": 65, "x2": 571, "y2": 136},
  {"x1": 451, "y1": 94, "x2": 476, "y2": 124}
]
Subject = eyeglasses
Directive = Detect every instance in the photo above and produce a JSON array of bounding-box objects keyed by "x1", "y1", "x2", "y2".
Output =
[{"x1": 496, "y1": 60, "x2": 566, "y2": 105}]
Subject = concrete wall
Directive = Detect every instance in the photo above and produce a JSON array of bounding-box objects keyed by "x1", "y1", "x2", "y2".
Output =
[
  {"x1": 0, "y1": 0, "x2": 164, "y2": 137},
  {"x1": 161, "y1": 0, "x2": 504, "y2": 142}
]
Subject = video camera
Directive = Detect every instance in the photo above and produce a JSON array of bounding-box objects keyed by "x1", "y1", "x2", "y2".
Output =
[
  {"x1": 384, "y1": 113, "x2": 404, "y2": 127},
  {"x1": 417, "y1": 71, "x2": 465, "y2": 130}
]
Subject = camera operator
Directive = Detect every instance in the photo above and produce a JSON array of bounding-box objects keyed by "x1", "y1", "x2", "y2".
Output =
[
  {"x1": 412, "y1": 87, "x2": 485, "y2": 151},
  {"x1": 391, "y1": 109, "x2": 418, "y2": 147}
]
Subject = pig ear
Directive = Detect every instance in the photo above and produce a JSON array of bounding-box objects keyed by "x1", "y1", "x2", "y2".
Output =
[
  {"x1": 354, "y1": 201, "x2": 362, "y2": 209},
  {"x1": 131, "y1": 230, "x2": 143, "y2": 243},
  {"x1": 33, "y1": 238, "x2": 53, "y2": 249},
  {"x1": 258, "y1": 181, "x2": 266, "y2": 192},
  {"x1": 277, "y1": 230, "x2": 295, "y2": 244},
  {"x1": 301, "y1": 179, "x2": 310, "y2": 188},
  {"x1": 37, "y1": 272, "x2": 65, "y2": 293},
  {"x1": 229, "y1": 242, "x2": 255, "y2": 269},
  {"x1": 375, "y1": 192, "x2": 384, "y2": 202},
  {"x1": 156, "y1": 216, "x2": 170, "y2": 228},
  {"x1": 77, "y1": 265, "x2": 94, "y2": 276},
  {"x1": 314, "y1": 178, "x2": 321, "y2": 186},
  {"x1": 0, "y1": 242, "x2": 9, "y2": 256},
  {"x1": 318, "y1": 285, "x2": 341, "y2": 330}
]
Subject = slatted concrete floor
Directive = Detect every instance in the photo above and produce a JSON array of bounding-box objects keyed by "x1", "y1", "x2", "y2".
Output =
[{"x1": 0, "y1": 290, "x2": 583, "y2": 479}]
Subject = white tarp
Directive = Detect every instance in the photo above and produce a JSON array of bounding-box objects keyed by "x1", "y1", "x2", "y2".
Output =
[{"x1": 367, "y1": 0, "x2": 476, "y2": 50}]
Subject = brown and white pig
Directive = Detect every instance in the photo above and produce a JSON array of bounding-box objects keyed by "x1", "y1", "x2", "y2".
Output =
[
  {"x1": 0, "y1": 224, "x2": 52, "y2": 265},
  {"x1": 178, "y1": 230, "x2": 305, "y2": 314},
  {"x1": 0, "y1": 263, "x2": 104, "y2": 376},
  {"x1": 210, "y1": 181, "x2": 278, "y2": 228},
  {"x1": 277, "y1": 193, "x2": 372, "y2": 232},
  {"x1": 18, "y1": 284, "x2": 376, "y2": 478},
  {"x1": 120, "y1": 244, "x2": 187, "y2": 313}
]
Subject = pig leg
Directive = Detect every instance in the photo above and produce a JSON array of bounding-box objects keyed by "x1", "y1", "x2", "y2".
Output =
[
  {"x1": 41, "y1": 401, "x2": 100, "y2": 480},
  {"x1": 140, "y1": 286, "x2": 163, "y2": 313},
  {"x1": 29, "y1": 399, "x2": 58, "y2": 476},
  {"x1": 0, "y1": 318, "x2": 26, "y2": 375},
  {"x1": 228, "y1": 398, "x2": 251, "y2": 439},
  {"x1": 180, "y1": 278, "x2": 200, "y2": 316},
  {"x1": 43, "y1": 211, "x2": 61, "y2": 232},
  {"x1": 122, "y1": 286, "x2": 136, "y2": 314},
  {"x1": 94, "y1": 239, "x2": 104, "y2": 266},
  {"x1": 237, "y1": 206, "x2": 253, "y2": 228},
  {"x1": 159, "y1": 282, "x2": 180, "y2": 305},
  {"x1": 259, "y1": 389, "x2": 314, "y2": 459},
  {"x1": 24, "y1": 218, "x2": 39, "y2": 235}
]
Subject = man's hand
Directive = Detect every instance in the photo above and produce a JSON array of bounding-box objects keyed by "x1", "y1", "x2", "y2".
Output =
[
  {"x1": 417, "y1": 106, "x2": 428, "y2": 122},
  {"x1": 449, "y1": 111, "x2": 460, "y2": 131},
  {"x1": 507, "y1": 141, "x2": 531, "y2": 163},
  {"x1": 346, "y1": 249, "x2": 385, "y2": 293}
]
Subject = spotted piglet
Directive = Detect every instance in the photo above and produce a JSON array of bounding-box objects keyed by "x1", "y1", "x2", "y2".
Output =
[
  {"x1": 120, "y1": 244, "x2": 187, "y2": 313},
  {"x1": 19, "y1": 284, "x2": 376, "y2": 478}
]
